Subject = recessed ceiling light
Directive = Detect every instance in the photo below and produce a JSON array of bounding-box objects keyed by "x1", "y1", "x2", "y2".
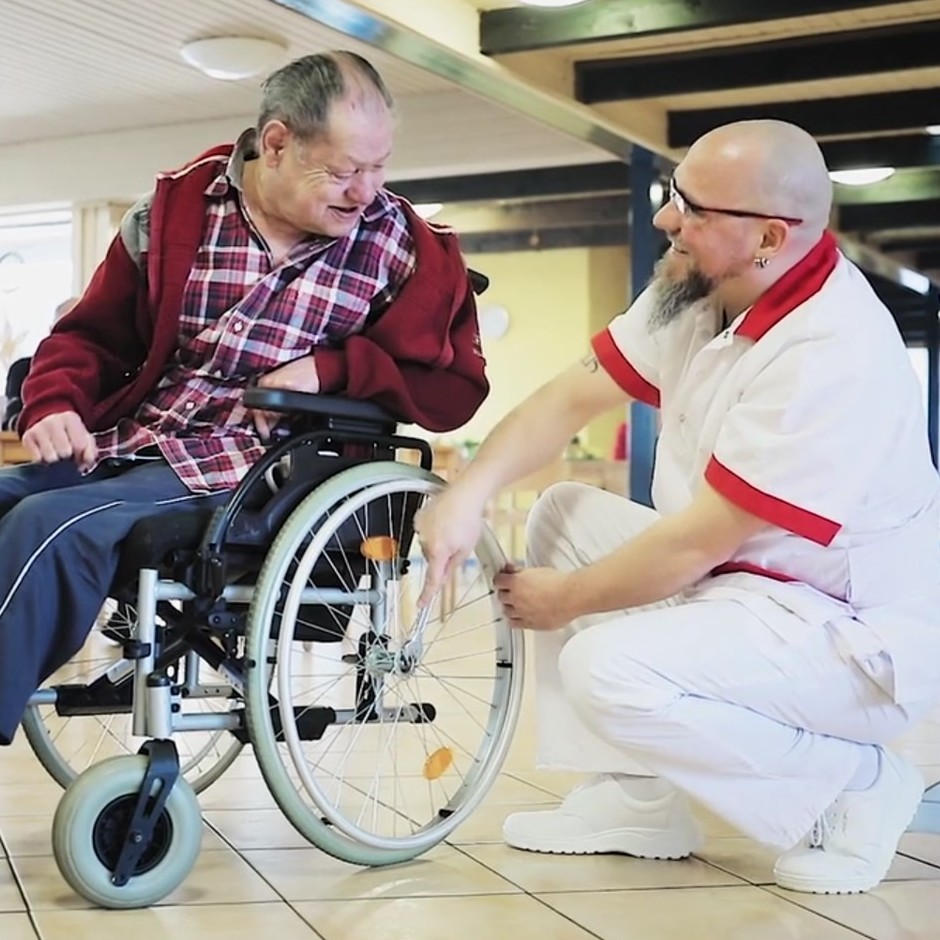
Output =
[
  {"x1": 180, "y1": 36, "x2": 287, "y2": 81},
  {"x1": 413, "y1": 203, "x2": 444, "y2": 220},
  {"x1": 829, "y1": 167, "x2": 896, "y2": 186},
  {"x1": 518, "y1": 0, "x2": 590, "y2": 7}
]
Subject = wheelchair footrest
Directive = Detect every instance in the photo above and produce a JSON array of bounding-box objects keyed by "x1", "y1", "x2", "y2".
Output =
[
  {"x1": 55, "y1": 680, "x2": 133, "y2": 717},
  {"x1": 233, "y1": 704, "x2": 338, "y2": 745}
]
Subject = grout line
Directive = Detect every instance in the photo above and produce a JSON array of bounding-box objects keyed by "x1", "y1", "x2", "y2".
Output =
[{"x1": 752, "y1": 883, "x2": 881, "y2": 940}]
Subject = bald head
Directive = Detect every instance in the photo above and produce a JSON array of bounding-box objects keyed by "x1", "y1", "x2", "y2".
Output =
[{"x1": 684, "y1": 120, "x2": 832, "y2": 235}]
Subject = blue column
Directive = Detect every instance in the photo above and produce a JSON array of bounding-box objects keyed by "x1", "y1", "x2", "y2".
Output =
[{"x1": 628, "y1": 145, "x2": 662, "y2": 506}]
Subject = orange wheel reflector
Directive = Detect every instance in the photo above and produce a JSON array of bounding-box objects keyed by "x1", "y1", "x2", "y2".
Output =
[
  {"x1": 422, "y1": 747, "x2": 454, "y2": 781},
  {"x1": 360, "y1": 536, "x2": 398, "y2": 561}
]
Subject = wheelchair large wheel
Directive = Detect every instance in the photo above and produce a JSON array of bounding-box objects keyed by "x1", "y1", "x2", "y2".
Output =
[
  {"x1": 52, "y1": 754, "x2": 202, "y2": 909},
  {"x1": 244, "y1": 461, "x2": 524, "y2": 866},
  {"x1": 22, "y1": 605, "x2": 244, "y2": 793}
]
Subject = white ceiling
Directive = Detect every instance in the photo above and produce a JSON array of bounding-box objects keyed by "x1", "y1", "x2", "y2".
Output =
[{"x1": 0, "y1": 0, "x2": 609, "y2": 190}]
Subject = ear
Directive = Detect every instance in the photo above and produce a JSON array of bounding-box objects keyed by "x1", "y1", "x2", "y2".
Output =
[
  {"x1": 258, "y1": 120, "x2": 291, "y2": 166},
  {"x1": 759, "y1": 219, "x2": 789, "y2": 257}
]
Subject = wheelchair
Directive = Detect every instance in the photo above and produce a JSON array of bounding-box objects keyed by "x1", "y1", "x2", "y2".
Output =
[{"x1": 21, "y1": 386, "x2": 525, "y2": 909}]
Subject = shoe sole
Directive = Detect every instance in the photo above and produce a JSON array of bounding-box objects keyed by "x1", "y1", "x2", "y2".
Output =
[
  {"x1": 773, "y1": 763, "x2": 924, "y2": 895},
  {"x1": 505, "y1": 828, "x2": 700, "y2": 860}
]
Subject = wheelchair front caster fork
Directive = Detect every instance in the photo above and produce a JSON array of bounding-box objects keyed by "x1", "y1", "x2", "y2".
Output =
[{"x1": 108, "y1": 739, "x2": 180, "y2": 887}]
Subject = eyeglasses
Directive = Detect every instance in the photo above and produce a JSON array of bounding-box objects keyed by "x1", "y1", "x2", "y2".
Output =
[{"x1": 668, "y1": 177, "x2": 803, "y2": 226}]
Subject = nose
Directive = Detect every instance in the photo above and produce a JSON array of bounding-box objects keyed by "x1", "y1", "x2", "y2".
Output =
[
  {"x1": 347, "y1": 172, "x2": 380, "y2": 207},
  {"x1": 653, "y1": 200, "x2": 679, "y2": 234}
]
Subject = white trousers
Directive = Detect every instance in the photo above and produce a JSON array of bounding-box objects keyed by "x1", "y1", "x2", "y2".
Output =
[{"x1": 528, "y1": 482, "x2": 912, "y2": 848}]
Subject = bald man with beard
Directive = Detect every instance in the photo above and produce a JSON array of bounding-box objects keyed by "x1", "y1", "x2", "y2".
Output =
[{"x1": 414, "y1": 120, "x2": 940, "y2": 895}]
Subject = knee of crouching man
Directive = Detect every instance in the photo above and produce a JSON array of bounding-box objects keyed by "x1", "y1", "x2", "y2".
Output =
[
  {"x1": 557, "y1": 627, "x2": 681, "y2": 735},
  {"x1": 525, "y1": 481, "x2": 591, "y2": 566}
]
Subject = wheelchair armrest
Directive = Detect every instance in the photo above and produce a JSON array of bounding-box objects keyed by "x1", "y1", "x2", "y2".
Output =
[{"x1": 243, "y1": 388, "x2": 399, "y2": 426}]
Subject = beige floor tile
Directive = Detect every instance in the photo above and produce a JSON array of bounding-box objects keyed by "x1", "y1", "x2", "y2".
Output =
[
  {"x1": 204, "y1": 808, "x2": 312, "y2": 851},
  {"x1": 206, "y1": 752, "x2": 261, "y2": 780},
  {"x1": 0, "y1": 755, "x2": 52, "y2": 786},
  {"x1": 700, "y1": 836, "x2": 940, "y2": 886},
  {"x1": 13, "y1": 846, "x2": 279, "y2": 910},
  {"x1": 0, "y1": 816, "x2": 228, "y2": 858},
  {"x1": 460, "y1": 843, "x2": 745, "y2": 893},
  {"x1": 898, "y1": 831, "x2": 940, "y2": 866},
  {"x1": 542, "y1": 885, "x2": 864, "y2": 939},
  {"x1": 35, "y1": 901, "x2": 320, "y2": 940},
  {"x1": 504, "y1": 770, "x2": 586, "y2": 799},
  {"x1": 196, "y1": 776, "x2": 280, "y2": 811},
  {"x1": 0, "y1": 859, "x2": 26, "y2": 912},
  {"x1": 242, "y1": 843, "x2": 521, "y2": 901},
  {"x1": 295, "y1": 894, "x2": 597, "y2": 940},
  {"x1": 0, "y1": 783, "x2": 66, "y2": 817},
  {"x1": 768, "y1": 880, "x2": 940, "y2": 940},
  {"x1": 0, "y1": 913, "x2": 38, "y2": 940},
  {"x1": 479, "y1": 774, "x2": 561, "y2": 804}
]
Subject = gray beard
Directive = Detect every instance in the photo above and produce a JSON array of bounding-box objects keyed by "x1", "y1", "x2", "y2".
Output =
[{"x1": 647, "y1": 257, "x2": 718, "y2": 332}]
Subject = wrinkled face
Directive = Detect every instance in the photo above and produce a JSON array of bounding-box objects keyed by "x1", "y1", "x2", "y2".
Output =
[{"x1": 266, "y1": 99, "x2": 394, "y2": 238}]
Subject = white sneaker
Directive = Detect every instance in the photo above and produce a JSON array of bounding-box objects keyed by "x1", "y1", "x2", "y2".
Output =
[
  {"x1": 502, "y1": 774, "x2": 703, "y2": 859},
  {"x1": 773, "y1": 748, "x2": 924, "y2": 894}
]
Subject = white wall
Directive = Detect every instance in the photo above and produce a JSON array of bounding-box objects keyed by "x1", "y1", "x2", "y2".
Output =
[{"x1": 0, "y1": 116, "x2": 255, "y2": 207}]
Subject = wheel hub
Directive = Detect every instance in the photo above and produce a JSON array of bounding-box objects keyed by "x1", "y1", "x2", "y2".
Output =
[{"x1": 92, "y1": 795, "x2": 173, "y2": 876}]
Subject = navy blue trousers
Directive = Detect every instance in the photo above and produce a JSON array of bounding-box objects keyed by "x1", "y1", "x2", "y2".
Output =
[{"x1": 0, "y1": 459, "x2": 227, "y2": 743}]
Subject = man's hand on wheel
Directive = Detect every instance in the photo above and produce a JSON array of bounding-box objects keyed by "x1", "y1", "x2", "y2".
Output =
[{"x1": 414, "y1": 490, "x2": 484, "y2": 608}]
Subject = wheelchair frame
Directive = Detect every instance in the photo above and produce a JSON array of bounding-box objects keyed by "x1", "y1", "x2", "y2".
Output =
[{"x1": 25, "y1": 389, "x2": 525, "y2": 908}]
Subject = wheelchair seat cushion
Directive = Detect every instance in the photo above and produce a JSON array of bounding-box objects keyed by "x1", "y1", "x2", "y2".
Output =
[{"x1": 114, "y1": 507, "x2": 215, "y2": 587}]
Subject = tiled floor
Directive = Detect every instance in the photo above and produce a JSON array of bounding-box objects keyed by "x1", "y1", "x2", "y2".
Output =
[{"x1": 3, "y1": 638, "x2": 940, "y2": 939}]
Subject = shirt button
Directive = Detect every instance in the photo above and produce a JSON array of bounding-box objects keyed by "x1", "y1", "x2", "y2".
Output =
[
  {"x1": 233, "y1": 322, "x2": 243, "y2": 333},
  {"x1": 678, "y1": 414, "x2": 687, "y2": 423},
  {"x1": 185, "y1": 402, "x2": 195, "y2": 410}
]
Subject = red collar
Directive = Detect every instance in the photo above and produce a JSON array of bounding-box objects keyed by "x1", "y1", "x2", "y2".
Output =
[{"x1": 735, "y1": 232, "x2": 839, "y2": 341}]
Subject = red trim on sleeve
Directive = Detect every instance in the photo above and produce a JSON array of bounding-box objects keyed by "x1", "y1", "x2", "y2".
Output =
[
  {"x1": 591, "y1": 330, "x2": 660, "y2": 407},
  {"x1": 705, "y1": 456, "x2": 841, "y2": 547}
]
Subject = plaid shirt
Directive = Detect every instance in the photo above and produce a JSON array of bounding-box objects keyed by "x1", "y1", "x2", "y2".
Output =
[{"x1": 93, "y1": 131, "x2": 416, "y2": 493}]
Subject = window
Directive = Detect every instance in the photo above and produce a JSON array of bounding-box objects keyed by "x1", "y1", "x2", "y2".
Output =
[{"x1": 0, "y1": 208, "x2": 73, "y2": 396}]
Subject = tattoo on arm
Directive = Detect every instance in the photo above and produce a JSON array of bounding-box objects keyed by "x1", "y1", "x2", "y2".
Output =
[{"x1": 580, "y1": 354, "x2": 599, "y2": 373}]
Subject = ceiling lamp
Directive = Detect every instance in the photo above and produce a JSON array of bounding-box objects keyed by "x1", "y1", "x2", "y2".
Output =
[
  {"x1": 413, "y1": 203, "x2": 444, "y2": 220},
  {"x1": 829, "y1": 167, "x2": 895, "y2": 186},
  {"x1": 180, "y1": 36, "x2": 288, "y2": 81},
  {"x1": 518, "y1": 1, "x2": 590, "y2": 7},
  {"x1": 926, "y1": 125, "x2": 940, "y2": 136}
]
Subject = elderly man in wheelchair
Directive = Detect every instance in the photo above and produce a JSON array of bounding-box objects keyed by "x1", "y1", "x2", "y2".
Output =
[{"x1": 0, "y1": 50, "x2": 523, "y2": 908}]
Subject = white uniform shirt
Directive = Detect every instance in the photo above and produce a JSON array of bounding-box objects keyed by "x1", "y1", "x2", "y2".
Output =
[{"x1": 593, "y1": 233, "x2": 940, "y2": 708}]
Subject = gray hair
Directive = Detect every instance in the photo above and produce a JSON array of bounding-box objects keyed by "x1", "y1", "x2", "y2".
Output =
[{"x1": 257, "y1": 52, "x2": 394, "y2": 142}]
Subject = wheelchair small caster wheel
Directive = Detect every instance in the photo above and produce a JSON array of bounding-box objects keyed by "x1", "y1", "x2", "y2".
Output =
[{"x1": 51, "y1": 755, "x2": 202, "y2": 909}]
